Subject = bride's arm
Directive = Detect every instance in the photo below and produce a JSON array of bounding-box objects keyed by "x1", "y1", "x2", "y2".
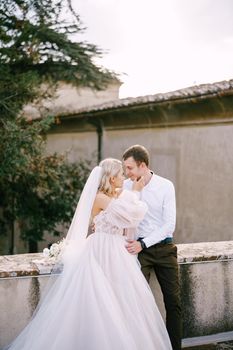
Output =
[{"x1": 107, "y1": 190, "x2": 148, "y2": 229}]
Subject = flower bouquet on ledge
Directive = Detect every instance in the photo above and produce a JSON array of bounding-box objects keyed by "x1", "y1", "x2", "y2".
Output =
[
  {"x1": 32, "y1": 238, "x2": 65, "y2": 274},
  {"x1": 43, "y1": 238, "x2": 66, "y2": 262}
]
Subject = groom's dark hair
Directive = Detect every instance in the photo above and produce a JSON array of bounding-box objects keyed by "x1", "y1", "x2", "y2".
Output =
[{"x1": 122, "y1": 145, "x2": 149, "y2": 166}]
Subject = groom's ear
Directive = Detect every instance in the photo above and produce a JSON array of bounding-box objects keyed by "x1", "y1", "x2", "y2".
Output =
[{"x1": 139, "y1": 162, "x2": 147, "y2": 169}]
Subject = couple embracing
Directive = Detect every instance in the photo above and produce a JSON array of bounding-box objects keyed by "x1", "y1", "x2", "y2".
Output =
[{"x1": 6, "y1": 145, "x2": 181, "y2": 350}]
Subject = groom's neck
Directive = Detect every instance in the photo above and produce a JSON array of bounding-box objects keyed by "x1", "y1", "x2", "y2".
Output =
[{"x1": 143, "y1": 168, "x2": 153, "y2": 186}]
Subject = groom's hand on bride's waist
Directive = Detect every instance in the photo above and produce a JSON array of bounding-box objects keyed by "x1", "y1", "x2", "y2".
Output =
[{"x1": 125, "y1": 240, "x2": 142, "y2": 255}]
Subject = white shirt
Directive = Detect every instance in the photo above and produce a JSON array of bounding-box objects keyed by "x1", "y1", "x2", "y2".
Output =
[{"x1": 124, "y1": 173, "x2": 176, "y2": 248}]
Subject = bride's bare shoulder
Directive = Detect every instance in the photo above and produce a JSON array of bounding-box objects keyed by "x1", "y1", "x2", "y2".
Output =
[
  {"x1": 115, "y1": 188, "x2": 123, "y2": 197},
  {"x1": 93, "y1": 192, "x2": 112, "y2": 213}
]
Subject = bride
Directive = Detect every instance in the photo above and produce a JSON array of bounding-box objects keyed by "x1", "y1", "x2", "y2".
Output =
[{"x1": 6, "y1": 158, "x2": 172, "y2": 350}]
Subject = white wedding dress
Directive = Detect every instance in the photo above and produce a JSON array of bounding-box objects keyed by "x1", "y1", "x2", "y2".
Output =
[{"x1": 6, "y1": 190, "x2": 172, "y2": 350}]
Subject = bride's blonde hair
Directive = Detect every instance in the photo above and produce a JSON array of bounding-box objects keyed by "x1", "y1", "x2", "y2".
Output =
[{"x1": 99, "y1": 158, "x2": 122, "y2": 196}]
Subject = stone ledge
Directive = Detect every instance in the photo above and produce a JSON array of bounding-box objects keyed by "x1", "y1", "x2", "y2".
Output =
[
  {"x1": 0, "y1": 253, "x2": 51, "y2": 278},
  {"x1": 178, "y1": 241, "x2": 233, "y2": 263},
  {"x1": 182, "y1": 331, "x2": 233, "y2": 349},
  {"x1": 1, "y1": 241, "x2": 233, "y2": 278}
]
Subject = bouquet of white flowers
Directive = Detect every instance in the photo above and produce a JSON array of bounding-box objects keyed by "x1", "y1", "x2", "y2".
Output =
[{"x1": 43, "y1": 238, "x2": 66, "y2": 261}]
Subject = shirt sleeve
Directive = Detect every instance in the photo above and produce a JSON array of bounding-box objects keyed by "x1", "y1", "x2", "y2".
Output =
[
  {"x1": 106, "y1": 190, "x2": 148, "y2": 229},
  {"x1": 143, "y1": 182, "x2": 176, "y2": 248}
]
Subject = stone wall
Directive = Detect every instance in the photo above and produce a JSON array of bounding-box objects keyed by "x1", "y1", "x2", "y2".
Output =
[{"x1": 0, "y1": 241, "x2": 233, "y2": 348}]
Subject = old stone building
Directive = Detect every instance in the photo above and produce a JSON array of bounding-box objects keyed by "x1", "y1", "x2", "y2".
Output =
[
  {"x1": 1, "y1": 79, "x2": 233, "y2": 254},
  {"x1": 46, "y1": 79, "x2": 233, "y2": 245}
]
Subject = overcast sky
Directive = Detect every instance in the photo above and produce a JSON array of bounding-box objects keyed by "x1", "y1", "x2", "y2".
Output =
[{"x1": 73, "y1": 0, "x2": 233, "y2": 98}]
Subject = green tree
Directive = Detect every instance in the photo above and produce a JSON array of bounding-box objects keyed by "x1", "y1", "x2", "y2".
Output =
[
  {"x1": 0, "y1": 0, "x2": 114, "y2": 120},
  {"x1": 0, "y1": 0, "x2": 113, "y2": 253},
  {"x1": 0, "y1": 116, "x2": 93, "y2": 253}
]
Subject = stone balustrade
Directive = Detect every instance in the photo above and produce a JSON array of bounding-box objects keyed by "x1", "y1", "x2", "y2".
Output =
[{"x1": 1, "y1": 241, "x2": 233, "y2": 349}]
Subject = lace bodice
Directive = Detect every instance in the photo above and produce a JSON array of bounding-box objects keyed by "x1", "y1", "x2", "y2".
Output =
[
  {"x1": 93, "y1": 190, "x2": 148, "y2": 236},
  {"x1": 93, "y1": 203, "x2": 123, "y2": 235}
]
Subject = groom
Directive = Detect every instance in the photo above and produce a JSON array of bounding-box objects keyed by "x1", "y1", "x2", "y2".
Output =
[{"x1": 123, "y1": 145, "x2": 182, "y2": 350}]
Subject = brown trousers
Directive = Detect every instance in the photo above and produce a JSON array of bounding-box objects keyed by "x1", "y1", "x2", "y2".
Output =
[{"x1": 138, "y1": 243, "x2": 182, "y2": 350}]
